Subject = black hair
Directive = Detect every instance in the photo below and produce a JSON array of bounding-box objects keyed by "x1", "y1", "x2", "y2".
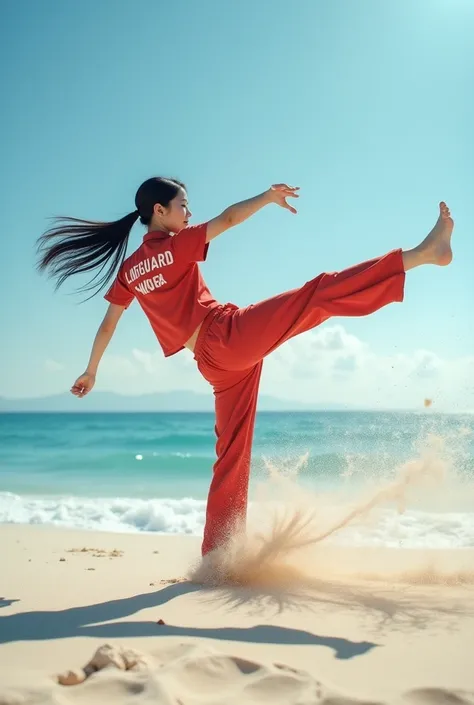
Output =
[{"x1": 36, "y1": 177, "x2": 186, "y2": 298}]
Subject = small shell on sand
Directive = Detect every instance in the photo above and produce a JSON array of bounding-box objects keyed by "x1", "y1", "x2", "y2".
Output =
[{"x1": 57, "y1": 668, "x2": 87, "y2": 686}]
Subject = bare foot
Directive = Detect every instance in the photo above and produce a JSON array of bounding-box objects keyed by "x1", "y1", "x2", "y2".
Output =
[{"x1": 418, "y1": 202, "x2": 454, "y2": 266}]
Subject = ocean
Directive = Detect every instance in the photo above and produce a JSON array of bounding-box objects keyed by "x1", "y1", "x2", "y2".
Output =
[{"x1": 1, "y1": 411, "x2": 473, "y2": 548}]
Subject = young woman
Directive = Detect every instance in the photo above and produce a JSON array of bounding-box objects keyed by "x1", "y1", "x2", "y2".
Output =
[{"x1": 37, "y1": 177, "x2": 454, "y2": 556}]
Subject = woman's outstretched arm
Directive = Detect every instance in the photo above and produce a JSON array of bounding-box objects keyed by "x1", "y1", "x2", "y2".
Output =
[
  {"x1": 205, "y1": 183, "x2": 299, "y2": 243},
  {"x1": 71, "y1": 303, "x2": 125, "y2": 397}
]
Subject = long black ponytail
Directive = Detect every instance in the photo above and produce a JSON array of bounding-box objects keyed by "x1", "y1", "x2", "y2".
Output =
[{"x1": 36, "y1": 176, "x2": 185, "y2": 298}]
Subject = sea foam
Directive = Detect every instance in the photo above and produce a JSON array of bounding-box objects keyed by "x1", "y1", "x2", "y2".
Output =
[{"x1": 1, "y1": 491, "x2": 473, "y2": 548}]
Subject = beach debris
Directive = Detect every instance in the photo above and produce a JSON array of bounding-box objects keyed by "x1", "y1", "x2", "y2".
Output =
[
  {"x1": 67, "y1": 547, "x2": 123, "y2": 558},
  {"x1": 156, "y1": 619, "x2": 166, "y2": 625},
  {"x1": 159, "y1": 578, "x2": 184, "y2": 585},
  {"x1": 424, "y1": 398, "x2": 433, "y2": 407},
  {"x1": 57, "y1": 645, "x2": 150, "y2": 686},
  {"x1": 59, "y1": 558, "x2": 66, "y2": 562}
]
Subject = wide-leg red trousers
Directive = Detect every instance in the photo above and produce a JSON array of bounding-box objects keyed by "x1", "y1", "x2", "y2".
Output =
[{"x1": 193, "y1": 249, "x2": 406, "y2": 555}]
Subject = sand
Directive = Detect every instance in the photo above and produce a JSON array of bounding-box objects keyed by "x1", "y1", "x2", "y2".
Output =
[{"x1": 1, "y1": 523, "x2": 473, "y2": 704}]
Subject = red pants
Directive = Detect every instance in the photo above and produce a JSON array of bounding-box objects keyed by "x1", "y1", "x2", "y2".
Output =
[{"x1": 193, "y1": 249, "x2": 405, "y2": 555}]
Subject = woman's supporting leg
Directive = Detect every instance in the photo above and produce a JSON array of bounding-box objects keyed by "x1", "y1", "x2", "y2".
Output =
[{"x1": 200, "y1": 363, "x2": 263, "y2": 556}]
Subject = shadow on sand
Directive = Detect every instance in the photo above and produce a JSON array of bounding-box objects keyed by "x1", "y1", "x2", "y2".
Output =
[
  {"x1": 0, "y1": 572, "x2": 468, "y2": 660},
  {"x1": 0, "y1": 581, "x2": 379, "y2": 660}
]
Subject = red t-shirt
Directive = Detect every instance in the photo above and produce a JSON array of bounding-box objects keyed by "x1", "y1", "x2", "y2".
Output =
[{"x1": 104, "y1": 223, "x2": 220, "y2": 357}]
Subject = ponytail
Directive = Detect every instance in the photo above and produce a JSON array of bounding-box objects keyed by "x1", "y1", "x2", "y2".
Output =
[
  {"x1": 37, "y1": 176, "x2": 186, "y2": 299},
  {"x1": 36, "y1": 210, "x2": 139, "y2": 298}
]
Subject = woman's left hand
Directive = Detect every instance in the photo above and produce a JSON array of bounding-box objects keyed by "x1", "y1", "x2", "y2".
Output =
[
  {"x1": 267, "y1": 184, "x2": 300, "y2": 214},
  {"x1": 71, "y1": 372, "x2": 96, "y2": 398}
]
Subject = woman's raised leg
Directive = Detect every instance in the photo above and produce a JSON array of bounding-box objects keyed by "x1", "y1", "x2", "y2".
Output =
[{"x1": 211, "y1": 203, "x2": 454, "y2": 371}]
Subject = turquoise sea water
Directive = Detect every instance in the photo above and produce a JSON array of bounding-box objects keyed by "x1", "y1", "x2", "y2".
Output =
[{"x1": 1, "y1": 411, "x2": 473, "y2": 547}]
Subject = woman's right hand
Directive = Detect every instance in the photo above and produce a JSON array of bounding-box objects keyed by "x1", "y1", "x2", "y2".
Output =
[
  {"x1": 267, "y1": 184, "x2": 300, "y2": 214},
  {"x1": 71, "y1": 372, "x2": 96, "y2": 398}
]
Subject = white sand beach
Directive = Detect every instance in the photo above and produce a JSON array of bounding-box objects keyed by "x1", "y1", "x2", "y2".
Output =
[{"x1": 1, "y1": 523, "x2": 473, "y2": 704}]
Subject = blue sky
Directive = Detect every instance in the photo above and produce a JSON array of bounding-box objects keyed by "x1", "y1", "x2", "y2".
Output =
[{"x1": 1, "y1": 0, "x2": 473, "y2": 409}]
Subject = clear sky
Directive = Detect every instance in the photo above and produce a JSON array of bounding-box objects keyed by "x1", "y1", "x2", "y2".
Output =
[{"x1": 1, "y1": 0, "x2": 473, "y2": 410}]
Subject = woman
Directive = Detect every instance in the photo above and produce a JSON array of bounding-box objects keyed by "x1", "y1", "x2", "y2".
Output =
[{"x1": 37, "y1": 177, "x2": 454, "y2": 555}]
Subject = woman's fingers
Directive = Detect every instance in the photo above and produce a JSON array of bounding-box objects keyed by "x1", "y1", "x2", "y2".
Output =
[
  {"x1": 272, "y1": 183, "x2": 300, "y2": 194},
  {"x1": 283, "y1": 199, "x2": 297, "y2": 214}
]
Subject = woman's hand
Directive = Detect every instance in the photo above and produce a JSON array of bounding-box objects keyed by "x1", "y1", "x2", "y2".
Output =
[
  {"x1": 267, "y1": 184, "x2": 300, "y2": 214},
  {"x1": 70, "y1": 304, "x2": 123, "y2": 399},
  {"x1": 71, "y1": 372, "x2": 96, "y2": 398}
]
